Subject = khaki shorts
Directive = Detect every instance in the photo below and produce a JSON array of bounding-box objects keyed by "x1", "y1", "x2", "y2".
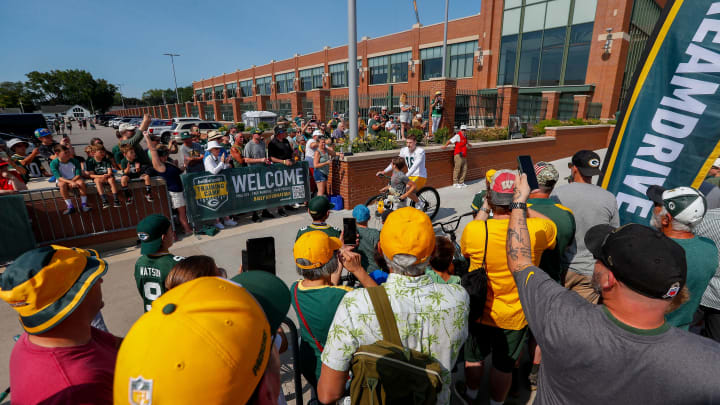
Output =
[{"x1": 169, "y1": 191, "x2": 186, "y2": 209}]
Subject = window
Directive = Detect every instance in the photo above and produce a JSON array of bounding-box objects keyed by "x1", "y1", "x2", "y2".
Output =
[
  {"x1": 389, "y1": 52, "x2": 411, "y2": 83},
  {"x1": 448, "y1": 41, "x2": 475, "y2": 78},
  {"x1": 204, "y1": 104, "x2": 215, "y2": 120},
  {"x1": 312, "y1": 67, "x2": 324, "y2": 89},
  {"x1": 276, "y1": 72, "x2": 294, "y2": 93},
  {"x1": 239, "y1": 80, "x2": 253, "y2": 97},
  {"x1": 240, "y1": 101, "x2": 257, "y2": 112},
  {"x1": 564, "y1": 22, "x2": 593, "y2": 85},
  {"x1": 226, "y1": 82, "x2": 237, "y2": 98},
  {"x1": 191, "y1": 105, "x2": 199, "y2": 116},
  {"x1": 538, "y1": 27, "x2": 566, "y2": 85},
  {"x1": 256, "y1": 76, "x2": 271, "y2": 96},
  {"x1": 498, "y1": 35, "x2": 518, "y2": 85},
  {"x1": 299, "y1": 67, "x2": 323, "y2": 91},
  {"x1": 421, "y1": 47, "x2": 443, "y2": 80},
  {"x1": 204, "y1": 87, "x2": 212, "y2": 100},
  {"x1": 329, "y1": 63, "x2": 348, "y2": 88},
  {"x1": 220, "y1": 103, "x2": 233, "y2": 121},
  {"x1": 518, "y1": 31, "x2": 542, "y2": 86},
  {"x1": 194, "y1": 89, "x2": 202, "y2": 101},
  {"x1": 214, "y1": 85, "x2": 224, "y2": 100},
  {"x1": 368, "y1": 56, "x2": 388, "y2": 85}
]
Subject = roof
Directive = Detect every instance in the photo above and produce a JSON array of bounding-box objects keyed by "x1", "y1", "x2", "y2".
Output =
[
  {"x1": 0, "y1": 108, "x2": 22, "y2": 114},
  {"x1": 38, "y1": 104, "x2": 90, "y2": 114},
  {"x1": 241, "y1": 111, "x2": 277, "y2": 118}
]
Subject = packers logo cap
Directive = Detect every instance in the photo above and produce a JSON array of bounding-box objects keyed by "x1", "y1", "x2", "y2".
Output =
[{"x1": 136, "y1": 214, "x2": 171, "y2": 255}]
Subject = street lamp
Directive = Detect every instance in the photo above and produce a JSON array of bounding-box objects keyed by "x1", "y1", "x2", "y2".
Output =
[{"x1": 163, "y1": 53, "x2": 181, "y2": 104}]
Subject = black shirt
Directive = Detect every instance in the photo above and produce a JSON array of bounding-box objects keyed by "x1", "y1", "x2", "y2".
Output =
[
  {"x1": 149, "y1": 163, "x2": 183, "y2": 192},
  {"x1": 268, "y1": 137, "x2": 293, "y2": 161}
]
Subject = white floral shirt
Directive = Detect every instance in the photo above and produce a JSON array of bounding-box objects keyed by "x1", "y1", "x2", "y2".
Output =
[{"x1": 321, "y1": 273, "x2": 469, "y2": 405}]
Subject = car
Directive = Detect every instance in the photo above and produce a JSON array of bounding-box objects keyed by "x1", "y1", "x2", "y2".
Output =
[
  {"x1": 164, "y1": 120, "x2": 223, "y2": 143},
  {"x1": 148, "y1": 119, "x2": 173, "y2": 139},
  {"x1": 0, "y1": 113, "x2": 48, "y2": 140},
  {"x1": 113, "y1": 117, "x2": 137, "y2": 129},
  {"x1": 95, "y1": 114, "x2": 117, "y2": 126}
]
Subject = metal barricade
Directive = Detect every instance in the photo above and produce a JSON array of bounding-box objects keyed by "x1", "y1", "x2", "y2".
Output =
[{"x1": 282, "y1": 317, "x2": 304, "y2": 405}]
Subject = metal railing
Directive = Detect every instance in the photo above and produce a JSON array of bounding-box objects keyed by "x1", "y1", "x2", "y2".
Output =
[
  {"x1": 517, "y1": 94, "x2": 547, "y2": 125},
  {"x1": 21, "y1": 178, "x2": 173, "y2": 245},
  {"x1": 557, "y1": 97, "x2": 579, "y2": 121},
  {"x1": 455, "y1": 90, "x2": 499, "y2": 128},
  {"x1": 587, "y1": 102, "x2": 603, "y2": 120}
]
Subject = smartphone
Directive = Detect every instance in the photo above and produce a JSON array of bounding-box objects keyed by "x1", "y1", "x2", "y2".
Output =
[
  {"x1": 343, "y1": 218, "x2": 357, "y2": 245},
  {"x1": 246, "y1": 237, "x2": 276, "y2": 275},
  {"x1": 517, "y1": 155, "x2": 540, "y2": 191}
]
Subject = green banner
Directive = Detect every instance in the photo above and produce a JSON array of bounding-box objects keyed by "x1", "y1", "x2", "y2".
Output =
[
  {"x1": 181, "y1": 162, "x2": 311, "y2": 223},
  {"x1": 600, "y1": 0, "x2": 720, "y2": 225}
]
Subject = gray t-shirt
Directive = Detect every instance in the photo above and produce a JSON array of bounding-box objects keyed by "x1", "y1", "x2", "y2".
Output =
[
  {"x1": 179, "y1": 142, "x2": 204, "y2": 172},
  {"x1": 243, "y1": 140, "x2": 266, "y2": 166},
  {"x1": 391, "y1": 170, "x2": 410, "y2": 196},
  {"x1": 514, "y1": 265, "x2": 720, "y2": 404},
  {"x1": 551, "y1": 183, "x2": 619, "y2": 276},
  {"x1": 357, "y1": 226, "x2": 381, "y2": 272}
]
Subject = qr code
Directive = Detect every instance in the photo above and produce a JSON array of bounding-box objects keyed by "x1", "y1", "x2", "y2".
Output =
[{"x1": 292, "y1": 185, "x2": 305, "y2": 200}]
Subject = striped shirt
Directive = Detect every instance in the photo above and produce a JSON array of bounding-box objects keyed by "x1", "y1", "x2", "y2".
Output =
[{"x1": 693, "y1": 208, "x2": 720, "y2": 310}]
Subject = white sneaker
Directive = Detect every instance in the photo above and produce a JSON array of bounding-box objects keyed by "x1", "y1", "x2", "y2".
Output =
[
  {"x1": 452, "y1": 183, "x2": 459, "y2": 188},
  {"x1": 292, "y1": 203, "x2": 303, "y2": 209},
  {"x1": 224, "y1": 219, "x2": 238, "y2": 227},
  {"x1": 459, "y1": 183, "x2": 468, "y2": 188},
  {"x1": 214, "y1": 222, "x2": 225, "y2": 230}
]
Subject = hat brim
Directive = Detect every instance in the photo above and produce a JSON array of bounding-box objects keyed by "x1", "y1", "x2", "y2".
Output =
[
  {"x1": 230, "y1": 272, "x2": 290, "y2": 332},
  {"x1": 21, "y1": 248, "x2": 107, "y2": 335},
  {"x1": 141, "y1": 238, "x2": 163, "y2": 255},
  {"x1": 490, "y1": 191, "x2": 513, "y2": 206},
  {"x1": 584, "y1": 224, "x2": 615, "y2": 260},
  {"x1": 645, "y1": 185, "x2": 666, "y2": 205},
  {"x1": 577, "y1": 166, "x2": 601, "y2": 177}
]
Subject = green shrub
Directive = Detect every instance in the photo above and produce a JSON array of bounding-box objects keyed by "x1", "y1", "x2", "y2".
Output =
[
  {"x1": 466, "y1": 128, "x2": 508, "y2": 141},
  {"x1": 218, "y1": 126, "x2": 227, "y2": 132},
  {"x1": 235, "y1": 122, "x2": 245, "y2": 131},
  {"x1": 257, "y1": 122, "x2": 270, "y2": 130},
  {"x1": 407, "y1": 128, "x2": 424, "y2": 139},
  {"x1": 432, "y1": 127, "x2": 450, "y2": 144},
  {"x1": 533, "y1": 119, "x2": 564, "y2": 135}
]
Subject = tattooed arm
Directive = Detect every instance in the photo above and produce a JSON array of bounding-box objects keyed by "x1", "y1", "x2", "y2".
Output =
[{"x1": 507, "y1": 173, "x2": 534, "y2": 273}]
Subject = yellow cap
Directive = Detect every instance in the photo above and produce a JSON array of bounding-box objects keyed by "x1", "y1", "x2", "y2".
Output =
[
  {"x1": 294, "y1": 231, "x2": 342, "y2": 269},
  {"x1": 379, "y1": 207, "x2": 435, "y2": 263},
  {"x1": 485, "y1": 169, "x2": 497, "y2": 184},
  {"x1": 114, "y1": 277, "x2": 271, "y2": 405}
]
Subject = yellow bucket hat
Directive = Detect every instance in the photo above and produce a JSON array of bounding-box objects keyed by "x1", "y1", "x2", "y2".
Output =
[
  {"x1": 114, "y1": 277, "x2": 271, "y2": 405},
  {"x1": 294, "y1": 231, "x2": 342, "y2": 269},
  {"x1": 379, "y1": 207, "x2": 435, "y2": 264}
]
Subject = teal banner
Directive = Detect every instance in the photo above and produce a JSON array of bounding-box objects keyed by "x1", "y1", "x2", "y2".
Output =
[
  {"x1": 181, "y1": 162, "x2": 310, "y2": 223},
  {"x1": 600, "y1": 0, "x2": 720, "y2": 225}
]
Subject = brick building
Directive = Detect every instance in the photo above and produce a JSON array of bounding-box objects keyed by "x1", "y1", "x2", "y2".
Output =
[{"x1": 115, "y1": 0, "x2": 666, "y2": 129}]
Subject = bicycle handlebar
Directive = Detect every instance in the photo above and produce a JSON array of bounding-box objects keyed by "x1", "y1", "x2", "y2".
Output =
[{"x1": 433, "y1": 211, "x2": 475, "y2": 234}]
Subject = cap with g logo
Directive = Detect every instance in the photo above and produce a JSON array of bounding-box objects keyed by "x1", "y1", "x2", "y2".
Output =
[
  {"x1": 571, "y1": 150, "x2": 602, "y2": 177},
  {"x1": 136, "y1": 214, "x2": 171, "y2": 255}
]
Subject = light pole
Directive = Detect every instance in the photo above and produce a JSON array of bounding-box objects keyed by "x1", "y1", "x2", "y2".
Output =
[
  {"x1": 163, "y1": 53, "x2": 181, "y2": 104},
  {"x1": 348, "y1": 0, "x2": 358, "y2": 142},
  {"x1": 116, "y1": 83, "x2": 126, "y2": 109},
  {"x1": 441, "y1": 0, "x2": 449, "y2": 77}
]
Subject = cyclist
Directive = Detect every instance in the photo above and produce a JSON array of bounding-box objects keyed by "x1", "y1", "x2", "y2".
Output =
[{"x1": 376, "y1": 133, "x2": 426, "y2": 210}]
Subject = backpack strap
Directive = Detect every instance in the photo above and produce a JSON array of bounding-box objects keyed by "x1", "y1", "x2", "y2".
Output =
[
  {"x1": 294, "y1": 283, "x2": 324, "y2": 353},
  {"x1": 367, "y1": 286, "x2": 402, "y2": 346},
  {"x1": 481, "y1": 221, "x2": 488, "y2": 270}
]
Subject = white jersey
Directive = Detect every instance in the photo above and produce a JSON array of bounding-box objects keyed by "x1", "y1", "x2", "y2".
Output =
[{"x1": 385, "y1": 146, "x2": 427, "y2": 178}]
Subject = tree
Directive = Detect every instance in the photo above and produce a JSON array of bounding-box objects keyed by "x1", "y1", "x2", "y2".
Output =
[
  {"x1": 0, "y1": 81, "x2": 38, "y2": 111},
  {"x1": 24, "y1": 69, "x2": 118, "y2": 113},
  {"x1": 141, "y1": 85, "x2": 194, "y2": 105}
]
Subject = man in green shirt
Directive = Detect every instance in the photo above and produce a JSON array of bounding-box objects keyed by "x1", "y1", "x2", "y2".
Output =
[
  {"x1": 117, "y1": 114, "x2": 151, "y2": 166},
  {"x1": 352, "y1": 204, "x2": 381, "y2": 272},
  {"x1": 296, "y1": 196, "x2": 341, "y2": 240},
  {"x1": 134, "y1": 214, "x2": 184, "y2": 312},
  {"x1": 367, "y1": 112, "x2": 383, "y2": 137}
]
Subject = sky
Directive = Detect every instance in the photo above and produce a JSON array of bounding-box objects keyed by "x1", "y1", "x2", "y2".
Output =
[{"x1": 1, "y1": 0, "x2": 482, "y2": 99}]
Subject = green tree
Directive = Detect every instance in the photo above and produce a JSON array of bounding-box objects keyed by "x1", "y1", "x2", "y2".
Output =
[
  {"x1": 141, "y1": 86, "x2": 194, "y2": 105},
  {"x1": 0, "y1": 81, "x2": 37, "y2": 111},
  {"x1": 24, "y1": 69, "x2": 117, "y2": 113}
]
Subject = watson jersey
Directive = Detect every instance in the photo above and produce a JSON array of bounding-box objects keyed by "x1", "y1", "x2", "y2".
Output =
[
  {"x1": 134, "y1": 253, "x2": 184, "y2": 312},
  {"x1": 386, "y1": 147, "x2": 427, "y2": 178}
]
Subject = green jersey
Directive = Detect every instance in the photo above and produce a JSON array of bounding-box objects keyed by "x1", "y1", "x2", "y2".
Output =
[
  {"x1": 296, "y1": 223, "x2": 341, "y2": 241},
  {"x1": 367, "y1": 119, "x2": 382, "y2": 136},
  {"x1": 527, "y1": 198, "x2": 576, "y2": 281},
  {"x1": 85, "y1": 157, "x2": 113, "y2": 175},
  {"x1": 134, "y1": 253, "x2": 184, "y2": 312}
]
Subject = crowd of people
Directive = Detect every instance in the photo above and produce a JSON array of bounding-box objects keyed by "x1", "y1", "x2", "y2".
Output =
[{"x1": 4, "y1": 144, "x2": 720, "y2": 404}]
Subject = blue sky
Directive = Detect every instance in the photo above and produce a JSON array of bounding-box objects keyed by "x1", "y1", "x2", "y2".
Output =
[{"x1": 1, "y1": 0, "x2": 481, "y2": 98}]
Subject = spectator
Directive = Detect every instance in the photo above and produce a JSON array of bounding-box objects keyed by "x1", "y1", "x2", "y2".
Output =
[
  {"x1": 380, "y1": 107, "x2": 390, "y2": 123},
  {"x1": 367, "y1": 111, "x2": 383, "y2": 137},
  {"x1": 331, "y1": 121, "x2": 345, "y2": 143},
  {"x1": 229, "y1": 129, "x2": 246, "y2": 167},
  {"x1": 471, "y1": 169, "x2": 496, "y2": 216},
  {"x1": 204, "y1": 140, "x2": 237, "y2": 230},
  {"x1": 320, "y1": 122, "x2": 331, "y2": 139},
  {"x1": 430, "y1": 91, "x2": 444, "y2": 136},
  {"x1": 442, "y1": 124, "x2": 470, "y2": 188},
  {"x1": 294, "y1": 112, "x2": 304, "y2": 127},
  {"x1": 117, "y1": 115, "x2": 151, "y2": 166},
  {"x1": 65, "y1": 117, "x2": 73, "y2": 136},
  {"x1": 313, "y1": 138, "x2": 337, "y2": 197},
  {"x1": 8, "y1": 138, "x2": 40, "y2": 181},
  {"x1": 119, "y1": 144, "x2": 153, "y2": 204},
  {"x1": 113, "y1": 277, "x2": 283, "y2": 405},
  {"x1": 204, "y1": 131, "x2": 229, "y2": 160},
  {"x1": 399, "y1": 93, "x2": 412, "y2": 140},
  {"x1": 551, "y1": 150, "x2": 619, "y2": 304},
  {"x1": 352, "y1": 204, "x2": 381, "y2": 273},
  {"x1": 179, "y1": 131, "x2": 205, "y2": 173},
  {"x1": 86, "y1": 145, "x2": 121, "y2": 209},
  {"x1": 305, "y1": 129, "x2": 323, "y2": 194},
  {"x1": 460, "y1": 169, "x2": 556, "y2": 404},
  {"x1": 35, "y1": 128, "x2": 59, "y2": 162},
  {"x1": 705, "y1": 157, "x2": 720, "y2": 187},
  {"x1": 0, "y1": 160, "x2": 26, "y2": 193},
  {"x1": 50, "y1": 144, "x2": 91, "y2": 214},
  {"x1": 291, "y1": 231, "x2": 375, "y2": 389},
  {"x1": 1, "y1": 246, "x2": 118, "y2": 404},
  {"x1": 412, "y1": 113, "x2": 427, "y2": 135},
  {"x1": 165, "y1": 255, "x2": 225, "y2": 290},
  {"x1": 385, "y1": 116, "x2": 398, "y2": 139},
  {"x1": 244, "y1": 128, "x2": 275, "y2": 222},
  {"x1": 427, "y1": 235, "x2": 461, "y2": 284},
  {"x1": 296, "y1": 196, "x2": 341, "y2": 240},
  {"x1": 134, "y1": 214, "x2": 184, "y2": 312},
  {"x1": 505, "y1": 173, "x2": 720, "y2": 403},
  {"x1": 694, "y1": 207, "x2": 720, "y2": 342},
  {"x1": 646, "y1": 185, "x2": 717, "y2": 330},
  {"x1": 268, "y1": 125, "x2": 295, "y2": 217},
  {"x1": 318, "y1": 207, "x2": 469, "y2": 405},
  {"x1": 145, "y1": 140, "x2": 194, "y2": 234},
  {"x1": 358, "y1": 114, "x2": 367, "y2": 138},
  {"x1": 146, "y1": 133, "x2": 177, "y2": 161}
]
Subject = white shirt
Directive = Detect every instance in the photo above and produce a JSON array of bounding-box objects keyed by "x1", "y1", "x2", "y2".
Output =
[
  {"x1": 203, "y1": 153, "x2": 228, "y2": 174},
  {"x1": 447, "y1": 134, "x2": 461, "y2": 144},
  {"x1": 385, "y1": 146, "x2": 427, "y2": 178},
  {"x1": 305, "y1": 138, "x2": 318, "y2": 168}
]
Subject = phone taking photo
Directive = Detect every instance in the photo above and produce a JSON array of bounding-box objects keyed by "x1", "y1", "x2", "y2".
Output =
[
  {"x1": 343, "y1": 218, "x2": 357, "y2": 245},
  {"x1": 517, "y1": 155, "x2": 540, "y2": 191},
  {"x1": 246, "y1": 237, "x2": 276, "y2": 275}
]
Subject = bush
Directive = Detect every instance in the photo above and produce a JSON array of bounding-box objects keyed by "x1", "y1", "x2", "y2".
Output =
[
  {"x1": 432, "y1": 127, "x2": 450, "y2": 144},
  {"x1": 533, "y1": 118, "x2": 605, "y2": 135},
  {"x1": 218, "y1": 126, "x2": 227, "y2": 132},
  {"x1": 351, "y1": 130, "x2": 398, "y2": 153},
  {"x1": 235, "y1": 122, "x2": 245, "y2": 131},
  {"x1": 257, "y1": 122, "x2": 270, "y2": 130},
  {"x1": 465, "y1": 128, "x2": 508, "y2": 141},
  {"x1": 407, "y1": 128, "x2": 424, "y2": 139}
]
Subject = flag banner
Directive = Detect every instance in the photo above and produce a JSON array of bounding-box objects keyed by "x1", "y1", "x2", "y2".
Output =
[
  {"x1": 181, "y1": 162, "x2": 310, "y2": 223},
  {"x1": 600, "y1": 0, "x2": 720, "y2": 225}
]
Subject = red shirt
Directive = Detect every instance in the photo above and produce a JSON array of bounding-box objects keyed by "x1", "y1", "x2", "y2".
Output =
[
  {"x1": 10, "y1": 328, "x2": 118, "y2": 405},
  {"x1": 0, "y1": 177, "x2": 14, "y2": 191}
]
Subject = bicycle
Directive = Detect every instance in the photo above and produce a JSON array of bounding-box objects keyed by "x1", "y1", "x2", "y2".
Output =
[
  {"x1": 432, "y1": 211, "x2": 475, "y2": 277},
  {"x1": 365, "y1": 174, "x2": 440, "y2": 229}
]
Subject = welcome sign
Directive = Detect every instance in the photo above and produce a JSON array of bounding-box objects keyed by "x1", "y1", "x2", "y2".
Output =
[
  {"x1": 600, "y1": 0, "x2": 720, "y2": 225},
  {"x1": 181, "y1": 162, "x2": 311, "y2": 223}
]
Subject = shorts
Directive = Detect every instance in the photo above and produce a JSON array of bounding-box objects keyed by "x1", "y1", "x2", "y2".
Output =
[
  {"x1": 314, "y1": 169, "x2": 328, "y2": 182},
  {"x1": 169, "y1": 191, "x2": 186, "y2": 209},
  {"x1": 464, "y1": 323, "x2": 529, "y2": 373},
  {"x1": 408, "y1": 176, "x2": 426, "y2": 190},
  {"x1": 123, "y1": 165, "x2": 150, "y2": 179}
]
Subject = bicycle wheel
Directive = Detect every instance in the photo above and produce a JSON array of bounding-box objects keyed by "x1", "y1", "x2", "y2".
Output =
[
  {"x1": 365, "y1": 194, "x2": 386, "y2": 229},
  {"x1": 412, "y1": 187, "x2": 441, "y2": 220}
]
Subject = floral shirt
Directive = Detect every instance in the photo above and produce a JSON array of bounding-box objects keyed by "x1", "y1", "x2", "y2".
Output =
[{"x1": 321, "y1": 273, "x2": 469, "y2": 405}]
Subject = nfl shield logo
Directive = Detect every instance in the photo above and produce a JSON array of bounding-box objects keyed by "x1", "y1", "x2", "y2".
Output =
[{"x1": 129, "y1": 376, "x2": 153, "y2": 405}]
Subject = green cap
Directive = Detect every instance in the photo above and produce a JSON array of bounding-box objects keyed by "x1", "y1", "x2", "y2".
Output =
[
  {"x1": 230, "y1": 271, "x2": 290, "y2": 331},
  {"x1": 180, "y1": 131, "x2": 192, "y2": 140},
  {"x1": 471, "y1": 190, "x2": 487, "y2": 211},
  {"x1": 253, "y1": 128, "x2": 264, "y2": 135},
  {"x1": 308, "y1": 196, "x2": 334, "y2": 215},
  {"x1": 136, "y1": 214, "x2": 172, "y2": 255}
]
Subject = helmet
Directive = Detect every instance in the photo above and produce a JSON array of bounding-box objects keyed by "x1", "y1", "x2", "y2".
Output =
[
  {"x1": 34, "y1": 128, "x2": 52, "y2": 138},
  {"x1": 662, "y1": 186, "x2": 707, "y2": 227}
]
